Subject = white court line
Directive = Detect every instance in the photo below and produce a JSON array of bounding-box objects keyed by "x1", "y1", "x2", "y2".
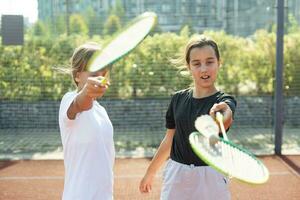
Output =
[
  {"x1": 0, "y1": 176, "x2": 63, "y2": 180},
  {"x1": 0, "y1": 172, "x2": 292, "y2": 181},
  {"x1": 0, "y1": 175, "x2": 155, "y2": 180}
]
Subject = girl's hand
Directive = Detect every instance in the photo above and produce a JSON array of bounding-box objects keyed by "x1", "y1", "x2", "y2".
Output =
[
  {"x1": 81, "y1": 76, "x2": 109, "y2": 99},
  {"x1": 209, "y1": 102, "x2": 233, "y2": 130},
  {"x1": 139, "y1": 172, "x2": 155, "y2": 194},
  {"x1": 68, "y1": 76, "x2": 109, "y2": 119}
]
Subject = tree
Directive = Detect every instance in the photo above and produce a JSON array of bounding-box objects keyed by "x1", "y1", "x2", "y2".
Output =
[
  {"x1": 284, "y1": 32, "x2": 300, "y2": 95},
  {"x1": 180, "y1": 25, "x2": 192, "y2": 38},
  {"x1": 110, "y1": 0, "x2": 125, "y2": 24},
  {"x1": 84, "y1": 6, "x2": 104, "y2": 37},
  {"x1": 32, "y1": 21, "x2": 49, "y2": 37},
  {"x1": 180, "y1": 21, "x2": 195, "y2": 35},
  {"x1": 69, "y1": 14, "x2": 88, "y2": 35},
  {"x1": 103, "y1": 14, "x2": 121, "y2": 35},
  {"x1": 54, "y1": 15, "x2": 67, "y2": 35},
  {"x1": 286, "y1": 14, "x2": 300, "y2": 34},
  {"x1": 3, "y1": 28, "x2": 300, "y2": 100}
]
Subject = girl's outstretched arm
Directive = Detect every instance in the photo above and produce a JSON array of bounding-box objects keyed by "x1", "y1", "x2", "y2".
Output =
[{"x1": 67, "y1": 77, "x2": 108, "y2": 120}]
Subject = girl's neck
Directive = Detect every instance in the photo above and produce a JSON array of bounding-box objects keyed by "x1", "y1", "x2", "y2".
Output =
[{"x1": 192, "y1": 86, "x2": 218, "y2": 99}]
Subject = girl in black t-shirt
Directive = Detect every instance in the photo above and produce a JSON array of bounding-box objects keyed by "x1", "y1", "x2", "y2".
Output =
[{"x1": 139, "y1": 35, "x2": 236, "y2": 200}]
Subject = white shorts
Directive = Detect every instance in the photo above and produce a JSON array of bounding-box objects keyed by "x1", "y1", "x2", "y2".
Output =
[{"x1": 161, "y1": 159, "x2": 230, "y2": 200}]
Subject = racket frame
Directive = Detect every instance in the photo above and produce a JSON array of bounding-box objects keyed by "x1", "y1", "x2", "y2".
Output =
[
  {"x1": 87, "y1": 12, "x2": 157, "y2": 72},
  {"x1": 189, "y1": 131, "x2": 269, "y2": 185}
]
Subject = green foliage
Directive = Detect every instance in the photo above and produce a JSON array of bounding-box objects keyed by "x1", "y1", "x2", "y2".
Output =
[
  {"x1": 151, "y1": 24, "x2": 163, "y2": 34},
  {"x1": 32, "y1": 21, "x2": 49, "y2": 37},
  {"x1": 180, "y1": 25, "x2": 192, "y2": 38},
  {"x1": 179, "y1": 23, "x2": 195, "y2": 35},
  {"x1": 204, "y1": 31, "x2": 250, "y2": 95},
  {"x1": 110, "y1": 0, "x2": 125, "y2": 22},
  {"x1": 54, "y1": 15, "x2": 67, "y2": 35},
  {"x1": 108, "y1": 32, "x2": 189, "y2": 98},
  {"x1": 287, "y1": 14, "x2": 300, "y2": 34},
  {"x1": 284, "y1": 32, "x2": 300, "y2": 95},
  {"x1": 69, "y1": 14, "x2": 89, "y2": 36},
  {"x1": 103, "y1": 14, "x2": 122, "y2": 35},
  {"x1": 1, "y1": 26, "x2": 300, "y2": 101},
  {"x1": 0, "y1": 34, "x2": 92, "y2": 101},
  {"x1": 84, "y1": 6, "x2": 104, "y2": 37},
  {"x1": 246, "y1": 30, "x2": 276, "y2": 95}
]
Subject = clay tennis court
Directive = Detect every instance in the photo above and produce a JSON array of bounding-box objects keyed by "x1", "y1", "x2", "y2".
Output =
[{"x1": 0, "y1": 155, "x2": 299, "y2": 200}]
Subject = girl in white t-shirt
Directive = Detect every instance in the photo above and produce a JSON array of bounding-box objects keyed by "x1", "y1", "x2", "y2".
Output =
[{"x1": 58, "y1": 42, "x2": 115, "y2": 200}]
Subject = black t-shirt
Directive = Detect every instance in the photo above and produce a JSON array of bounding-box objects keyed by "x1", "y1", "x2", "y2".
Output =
[{"x1": 165, "y1": 88, "x2": 237, "y2": 166}]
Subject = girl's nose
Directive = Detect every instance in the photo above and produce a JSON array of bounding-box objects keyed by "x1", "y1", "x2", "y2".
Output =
[{"x1": 199, "y1": 65, "x2": 208, "y2": 72}]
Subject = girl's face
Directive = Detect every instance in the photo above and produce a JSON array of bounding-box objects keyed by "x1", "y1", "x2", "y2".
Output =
[
  {"x1": 75, "y1": 69, "x2": 108, "y2": 91},
  {"x1": 188, "y1": 45, "x2": 220, "y2": 89}
]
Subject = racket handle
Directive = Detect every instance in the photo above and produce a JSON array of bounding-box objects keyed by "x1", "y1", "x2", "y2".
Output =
[{"x1": 216, "y1": 112, "x2": 228, "y2": 141}]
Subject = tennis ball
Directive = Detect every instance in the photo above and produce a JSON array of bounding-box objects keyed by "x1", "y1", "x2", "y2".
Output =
[{"x1": 97, "y1": 76, "x2": 107, "y2": 86}]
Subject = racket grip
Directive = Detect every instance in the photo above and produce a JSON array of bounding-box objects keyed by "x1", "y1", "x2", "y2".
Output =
[
  {"x1": 216, "y1": 112, "x2": 228, "y2": 141},
  {"x1": 216, "y1": 112, "x2": 223, "y2": 123}
]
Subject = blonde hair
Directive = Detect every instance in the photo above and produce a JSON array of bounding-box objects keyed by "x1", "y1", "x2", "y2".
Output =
[{"x1": 70, "y1": 42, "x2": 101, "y2": 85}]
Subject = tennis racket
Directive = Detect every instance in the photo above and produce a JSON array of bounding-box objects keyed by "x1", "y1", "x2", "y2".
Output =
[
  {"x1": 190, "y1": 113, "x2": 269, "y2": 184},
  {"x1": 87, "y1": 12, "x2": 157, "y2": 72}
]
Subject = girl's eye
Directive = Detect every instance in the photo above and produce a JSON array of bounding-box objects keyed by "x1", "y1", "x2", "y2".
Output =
[{"x1": 91, "y1": 73, "x2": 98, "y2": 77}]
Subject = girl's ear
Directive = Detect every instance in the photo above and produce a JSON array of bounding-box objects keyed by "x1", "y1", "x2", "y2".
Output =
[
  {"x1": 218, "y1": 59, "x2": 222, "y2": 68},
  {"x1": 75, "y1": 72, "x2": 81, "y2": 83},
  {"x1": 187, "y1": 63, "x2": 191, "y2": 71}
]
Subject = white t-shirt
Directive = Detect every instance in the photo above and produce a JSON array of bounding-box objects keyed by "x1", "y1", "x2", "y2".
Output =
[{"x1": 59, "y1": 91, "x2": 115, "y2": 200}]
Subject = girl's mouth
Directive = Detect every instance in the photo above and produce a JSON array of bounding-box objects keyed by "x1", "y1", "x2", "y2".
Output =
[{"x1": 201, "y1": 75, "x2": 210, "y2": 80}]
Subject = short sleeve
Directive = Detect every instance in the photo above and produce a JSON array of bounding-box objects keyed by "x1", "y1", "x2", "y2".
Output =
[
  {"x1": 165, "y1": 95, "x2": 176, "y2": 129},
  {"x1": 220, "y1": 95, "x2": 237, "y2": 118},
  {"x1": 59, "y1": 91, "x2": 77, "y2": 127}
]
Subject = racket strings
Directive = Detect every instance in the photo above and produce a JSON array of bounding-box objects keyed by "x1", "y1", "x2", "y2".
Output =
[
  {"x1": 190, "y1": 133, "x2": 269, "y2": 184},
  {"x1": 221, "y1": 141, "x2": 266, "y2": 181}
]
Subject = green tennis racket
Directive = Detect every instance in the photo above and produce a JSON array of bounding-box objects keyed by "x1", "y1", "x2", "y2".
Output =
[
  {"x1": 87, "y1": 12, "x2": 157, "y2": 72},
  {"x1": 190, "y1": 113, "x2": 269, "y2": 184}
]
